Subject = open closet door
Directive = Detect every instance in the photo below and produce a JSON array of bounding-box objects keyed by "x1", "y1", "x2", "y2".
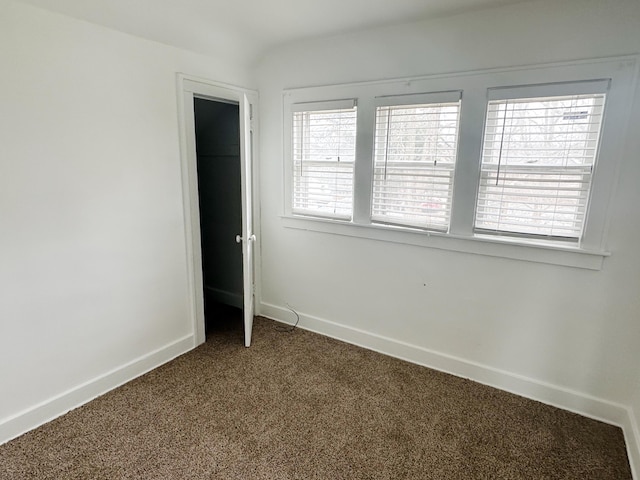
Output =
[{"x1": 239, "y1": 93, "x2": 255, "y2": 347}]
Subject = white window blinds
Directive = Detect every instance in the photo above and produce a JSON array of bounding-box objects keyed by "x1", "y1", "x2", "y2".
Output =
[
  {"x1": 292, "y1": 104, "x2": 357, "y2": 219},
  {"x1": 475, "y1": 93, "x2": 606, "y2": 240},
  {"x1": 371, "y1": 101, "x2": 461, "y2": 231}
]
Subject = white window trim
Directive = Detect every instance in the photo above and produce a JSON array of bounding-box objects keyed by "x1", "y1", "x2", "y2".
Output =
[
  {"x1": 281, "y1": 56, "x2": 638, "y2": 270},
  {"x1": 290, "y1": 98, "x2": 356, "y2": 112},
  {"x1": 374, "y1": 90, "x2": 462, "y2": 107},
  {"x1": 280, "y1": 215, "x2": 608, "y2": 270}
]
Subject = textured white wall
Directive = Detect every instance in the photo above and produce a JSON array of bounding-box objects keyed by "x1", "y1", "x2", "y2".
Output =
[
  {"x1": 0, "y1": 0, "x2": 252, "y2": 431},
  {"x1": 255, "y1": 0, "x2": 640, "y2": 409}
]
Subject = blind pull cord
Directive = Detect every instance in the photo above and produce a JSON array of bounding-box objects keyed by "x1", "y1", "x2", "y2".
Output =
[
  {"x1": 383, "y1": 108, "x2": 393, "y2": 181},
  {"x1": 495, "y1": 99, "x2": 509, "y2": 185}
]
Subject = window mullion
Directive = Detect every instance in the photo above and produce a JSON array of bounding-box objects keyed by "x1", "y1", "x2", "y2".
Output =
[
  {"x1": 449, "y1": 89, "x2": 486, "y2": 236},
  {"x1": 352, "y1": 98, "x2": 375, "y2": 225}
]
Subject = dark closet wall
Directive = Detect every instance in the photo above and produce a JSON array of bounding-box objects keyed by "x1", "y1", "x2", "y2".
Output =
[{"x1": 194, "y1": 98, "x2": 243, "y2": 308}]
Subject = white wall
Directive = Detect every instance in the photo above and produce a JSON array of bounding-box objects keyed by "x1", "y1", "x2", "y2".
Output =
[
  {"x1": 2, "y1": 0, "x2": 639, "y2": 467},
  {"x1": 0, "y1": 0, "x2": 253, "y2": 441},
  {"x1": 255, "y1": 0, "x2": 640, "y2": 422}
]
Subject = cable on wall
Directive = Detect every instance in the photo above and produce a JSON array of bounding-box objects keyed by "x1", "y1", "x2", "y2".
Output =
[{"x1": 275, "y1": 303, "x2": 300, "y2": 333}]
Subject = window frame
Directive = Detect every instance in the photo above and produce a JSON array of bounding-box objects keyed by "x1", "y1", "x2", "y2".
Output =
[
  {"x1": 474, "y1": 82, "x2": 609, "y2": 241},
  {"x1": 370, "y1": 91, "x2": 462, "y2": 231},
  {"x1": 281, "y1": 56, "x2": 638, "y2": 270},
  {"x1": 289, "y1": 99, "x2": 358, "y2": 220}
]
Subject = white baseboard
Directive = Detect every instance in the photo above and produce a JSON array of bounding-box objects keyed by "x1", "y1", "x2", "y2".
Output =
[
  {"x1": 625, "y1": 407, "x2": 640, "y2": 480},
  {"x1": 205, "y1": 286, "x2": 243, "y2": 309},
  {"x1": 0, "y1": 334, "x2": 195, "y2": 445},
  {"x1": 3, "y1": 305, "x2": 638, "y2": 479},
  {"x1": 260, "y1": 301, "x2": 637, "y2": 475}
]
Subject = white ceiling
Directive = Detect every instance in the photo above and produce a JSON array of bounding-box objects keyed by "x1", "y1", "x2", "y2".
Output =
[{"x1": 14, "y1": 0, "x2": 532, "y2": 63}]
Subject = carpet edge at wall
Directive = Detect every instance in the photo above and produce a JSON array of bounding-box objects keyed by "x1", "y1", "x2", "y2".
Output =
[
  {"x1": 0, "y1": 334, "x2": 195, "y2": 446},
  {"x1": 259, "y1": 301, "x2": 636, "y2": 477}
]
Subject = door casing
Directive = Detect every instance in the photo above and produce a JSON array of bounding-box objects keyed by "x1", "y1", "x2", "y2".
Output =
[{"x1": 176, "y1": 74, "x2": 260, "y2": 347}]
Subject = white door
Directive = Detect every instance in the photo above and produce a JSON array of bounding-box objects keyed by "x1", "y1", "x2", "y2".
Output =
[{"x1": 239, "y1": 94, "x2": 255, "y2": 347}]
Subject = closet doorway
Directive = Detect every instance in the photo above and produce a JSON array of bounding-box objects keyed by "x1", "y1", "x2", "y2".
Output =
[
  {"x1": 178, "y1": 76, "x2": 257, "y2": 347},
  {"x1": 193, "y1": 98, "x2": 243, "y2": 334}
]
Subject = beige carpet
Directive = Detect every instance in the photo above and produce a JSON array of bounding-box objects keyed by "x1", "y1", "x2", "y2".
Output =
[{"x1": 0, "y1": 314, "x2": 632, "y2": 479}]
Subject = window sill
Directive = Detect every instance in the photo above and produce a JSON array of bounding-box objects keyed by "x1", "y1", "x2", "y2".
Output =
[{"x1": 280, "y1": 215, "x2": 609, "y2": 270}]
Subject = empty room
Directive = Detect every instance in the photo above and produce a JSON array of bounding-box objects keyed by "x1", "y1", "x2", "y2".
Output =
[{"x1": 1, "y1": 0, "x2": 640, "y2": 478}]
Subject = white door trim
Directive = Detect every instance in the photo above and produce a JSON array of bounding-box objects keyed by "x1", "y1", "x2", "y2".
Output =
[{"x1": 176, "y1": 73, "x2": 260, "y2": 347}]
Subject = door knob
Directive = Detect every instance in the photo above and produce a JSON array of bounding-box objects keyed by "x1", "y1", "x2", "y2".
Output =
[{"x1": 236, "y1": 234, "x2": 256, "y2": 243}]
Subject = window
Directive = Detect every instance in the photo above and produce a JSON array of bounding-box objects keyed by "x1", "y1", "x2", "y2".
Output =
[
  {"x1": 475, "y1": 92, "x2": 606, "y2": 240},
  {"x1": 291, "y1": 101, "x2": 357, "y2": 220},
  {"x1": 372, "y1": 97, "x2": 461, "y2": 231},
  {"x1": 283, "y1": 58, "x2": 636, "y2": 269}
]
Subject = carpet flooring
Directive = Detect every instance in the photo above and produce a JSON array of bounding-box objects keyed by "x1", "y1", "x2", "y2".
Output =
[{"x1": 0, "y1": 312, "x2": 632, "y2": 479}]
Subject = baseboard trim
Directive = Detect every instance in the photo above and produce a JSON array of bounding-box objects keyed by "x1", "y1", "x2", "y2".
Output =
[
  {"x1": 259, "y1": 302, "x2": 629, "y2": 427},
  {"x1": 261, "y1": 301, "x2": 639, "y2": 476},
  {"x1": 205, "y1": 286, "x2": 243, "y2": 309},
  {"x1": 0, "y1": 334, "x2": 195, "y2": 445},
  {"x1": 624, "y1": 407, "x2": 640, "y2": 480}
]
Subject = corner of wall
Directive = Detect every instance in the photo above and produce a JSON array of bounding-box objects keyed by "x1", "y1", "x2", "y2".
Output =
[{"x1": 626, "y1": 389, "x2": 640, "y2": 479}]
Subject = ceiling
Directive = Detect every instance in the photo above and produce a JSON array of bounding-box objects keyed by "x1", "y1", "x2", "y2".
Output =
[{"x1": 14, "y1": 0, "x2": 532, "y2": 63}]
